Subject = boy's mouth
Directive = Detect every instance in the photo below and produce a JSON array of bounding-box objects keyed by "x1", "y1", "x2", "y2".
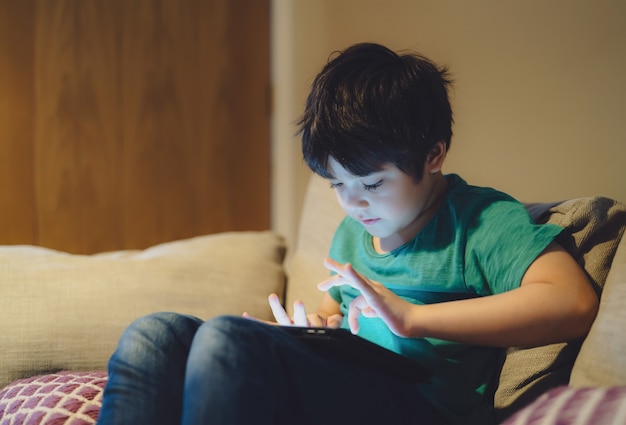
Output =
[{"x1": 360, "y1": 218, "x2": 381, "y2": 226}]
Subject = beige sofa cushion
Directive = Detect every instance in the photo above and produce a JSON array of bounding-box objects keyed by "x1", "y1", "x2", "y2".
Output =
[
  {"x1": 570, "y1": 232, "x2": 626, "y2": 386},
  {"x1": 286, "y1": 174, "x2": 345, "y2": 313},
  {"x1": 0, "y1": 231, "x2": 286, "y2": 388}
]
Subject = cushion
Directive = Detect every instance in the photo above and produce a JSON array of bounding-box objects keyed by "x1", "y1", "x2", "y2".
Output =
[
  {"x1": 0, "y1": 371, "x2": 107, "y2": 424},
  {"x1": 286, "y1": 174, "x2": 345, "y2": 313},
  {"x1": 501, "y1": 386, "x2": 626, "y2": 425},
  {"x1": 570, "y1": 232, "x2": 626, "y2": 387},
  {"x1": 494, "y1": 197, "x2": 626, "y2": 422},
  {"x1": 527, "y1": 197, "x2": 626, "y2": 293},
  {"x1": 0, "y1": 231, "x2": 286, "y2": 388}
]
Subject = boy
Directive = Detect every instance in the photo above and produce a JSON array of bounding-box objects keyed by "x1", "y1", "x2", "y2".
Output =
[{"x1": 99, "y1": 43, "x2": 598, "y2": 424}]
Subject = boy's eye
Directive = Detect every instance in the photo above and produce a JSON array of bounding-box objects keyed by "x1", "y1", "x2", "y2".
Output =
[
  {"x1": 328, "y1": 180, "x2": 382, "y2": 191},
  {"x1": 363, "y1": 180, "x2": 383, "y2": 191}
]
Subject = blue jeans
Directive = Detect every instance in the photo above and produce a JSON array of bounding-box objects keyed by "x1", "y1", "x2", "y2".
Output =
[{"x1": 98, "y1": 313, "x2": 441, "y2": 425}]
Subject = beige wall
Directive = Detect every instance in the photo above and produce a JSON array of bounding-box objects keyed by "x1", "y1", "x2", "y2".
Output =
[{"x1": 272, "y1": 0, "x2": 626, "y2": 247}]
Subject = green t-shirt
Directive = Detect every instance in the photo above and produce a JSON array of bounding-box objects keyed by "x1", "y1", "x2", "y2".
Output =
[{"x1": 327, "y1": 174, "x2": 562, "y2": 424}]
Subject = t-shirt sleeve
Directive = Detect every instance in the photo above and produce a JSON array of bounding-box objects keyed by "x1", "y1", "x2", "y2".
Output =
[{"x1": 464, "y1": 199, "x2": 563, "y2": 295}]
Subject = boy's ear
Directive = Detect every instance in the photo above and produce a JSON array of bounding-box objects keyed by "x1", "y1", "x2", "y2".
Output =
[{"x1": 426, "y1": 140, "x2": 447, "y2": 174}]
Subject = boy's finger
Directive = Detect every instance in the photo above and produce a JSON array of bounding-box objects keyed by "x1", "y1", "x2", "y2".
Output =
[
  {"x1": 268, "y1": 293, "x2": 291, "y2": 325},
  {"x1": 323, "y1": 257, "x2": 348, "y2": 275},
  {"x1": 293, "y1": 301, "x2": 308, "y2": 326},
  {"x1": 326, "y1": 314, "x2": 343, "y2": 329},
  {"x1": 348, "y1": 296, "x2": 367, "y2": 334},
  {"x1": 317, "y1": 274, "x2": 344, "y2": 291}
]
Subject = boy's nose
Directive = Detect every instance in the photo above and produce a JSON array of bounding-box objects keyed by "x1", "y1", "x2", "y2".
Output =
[{"x1": 341, "y1": 191, "x2": 368, "y2": 209}]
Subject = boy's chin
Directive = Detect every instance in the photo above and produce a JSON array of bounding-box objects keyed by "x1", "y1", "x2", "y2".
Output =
[
  {"x1": 366, "y1": 230, "x2": 393, "y2": 243},
  {"x1": 363, "y1": 228, "x2": 384, "y2": 238}
]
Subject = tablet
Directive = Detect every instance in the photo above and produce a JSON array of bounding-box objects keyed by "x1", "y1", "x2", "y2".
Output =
[{"x1": 280, "y1": 326, "x2": 432, "y2": 383}]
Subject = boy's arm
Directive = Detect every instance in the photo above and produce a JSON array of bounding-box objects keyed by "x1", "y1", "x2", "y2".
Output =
[{"x1": 320, "y1": 242, "x2": 599, "y2": 347}]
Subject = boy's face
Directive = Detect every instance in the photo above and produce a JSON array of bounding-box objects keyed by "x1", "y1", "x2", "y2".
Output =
[{"x1": 326, "y1": 155, "x2": 445, "y2": 252}]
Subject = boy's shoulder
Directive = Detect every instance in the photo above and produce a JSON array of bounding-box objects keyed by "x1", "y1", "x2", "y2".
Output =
[
  {"x1": 445, "y1": 174, "x2": 517, "y2": 205},
  {"x1": 444, "y1": 173, "x2": 526, "y2": 222}
]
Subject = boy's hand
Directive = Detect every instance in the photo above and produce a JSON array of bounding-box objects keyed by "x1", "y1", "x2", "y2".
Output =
[
  {"x1": 318, "y1": 258, "x2": 414, "y2": 336},
  {"x1": 243, "y1": 293, "x2": 342, "y2": 328}
]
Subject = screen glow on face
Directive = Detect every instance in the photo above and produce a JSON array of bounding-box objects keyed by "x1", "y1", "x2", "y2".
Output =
[{"x1": 326, "y1": 156, "x2": 440, "y2": 251}]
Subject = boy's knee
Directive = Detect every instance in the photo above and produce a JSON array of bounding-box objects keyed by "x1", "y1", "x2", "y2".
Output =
[
  {"x1": 203, "y1": 314, "x2": 250, "y2": 331},
  {"x1": 201, "y1": 315, "x2": 273, "y2": 339},
  {"x1": 123, "y1": 312, "x2": 189, "y2": 339},
  {"x1": 195, "y1": 315, "x2": 251, "y2": 344},
  {"x1": 114, "y1": 312, "x2": 201, "y2": 362},
  {"x1": 193, "y1": 315, "x2": 278, "y2": 356}
]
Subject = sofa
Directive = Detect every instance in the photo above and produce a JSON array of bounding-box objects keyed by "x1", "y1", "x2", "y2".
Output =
[{"x1": 0, "y1": 174, "x2": 624, "y2": 425}]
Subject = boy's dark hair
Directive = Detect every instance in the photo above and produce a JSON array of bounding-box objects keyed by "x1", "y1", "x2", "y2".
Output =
[{"x1": 298, "y1": 42, "x2": 453, "y2": 182}]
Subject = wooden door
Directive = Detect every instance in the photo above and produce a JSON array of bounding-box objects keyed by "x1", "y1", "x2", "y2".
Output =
[{"x1": 0, "y1": 0, "x2": 270, "y2": 253}]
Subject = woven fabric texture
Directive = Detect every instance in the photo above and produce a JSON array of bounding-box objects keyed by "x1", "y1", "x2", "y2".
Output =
[
  {"x1": 501, "y1": 385, "x2": 626, "y2": 425},
  {"x1": 0, "y1": 372, "x2": 107, "y2": 425}
]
